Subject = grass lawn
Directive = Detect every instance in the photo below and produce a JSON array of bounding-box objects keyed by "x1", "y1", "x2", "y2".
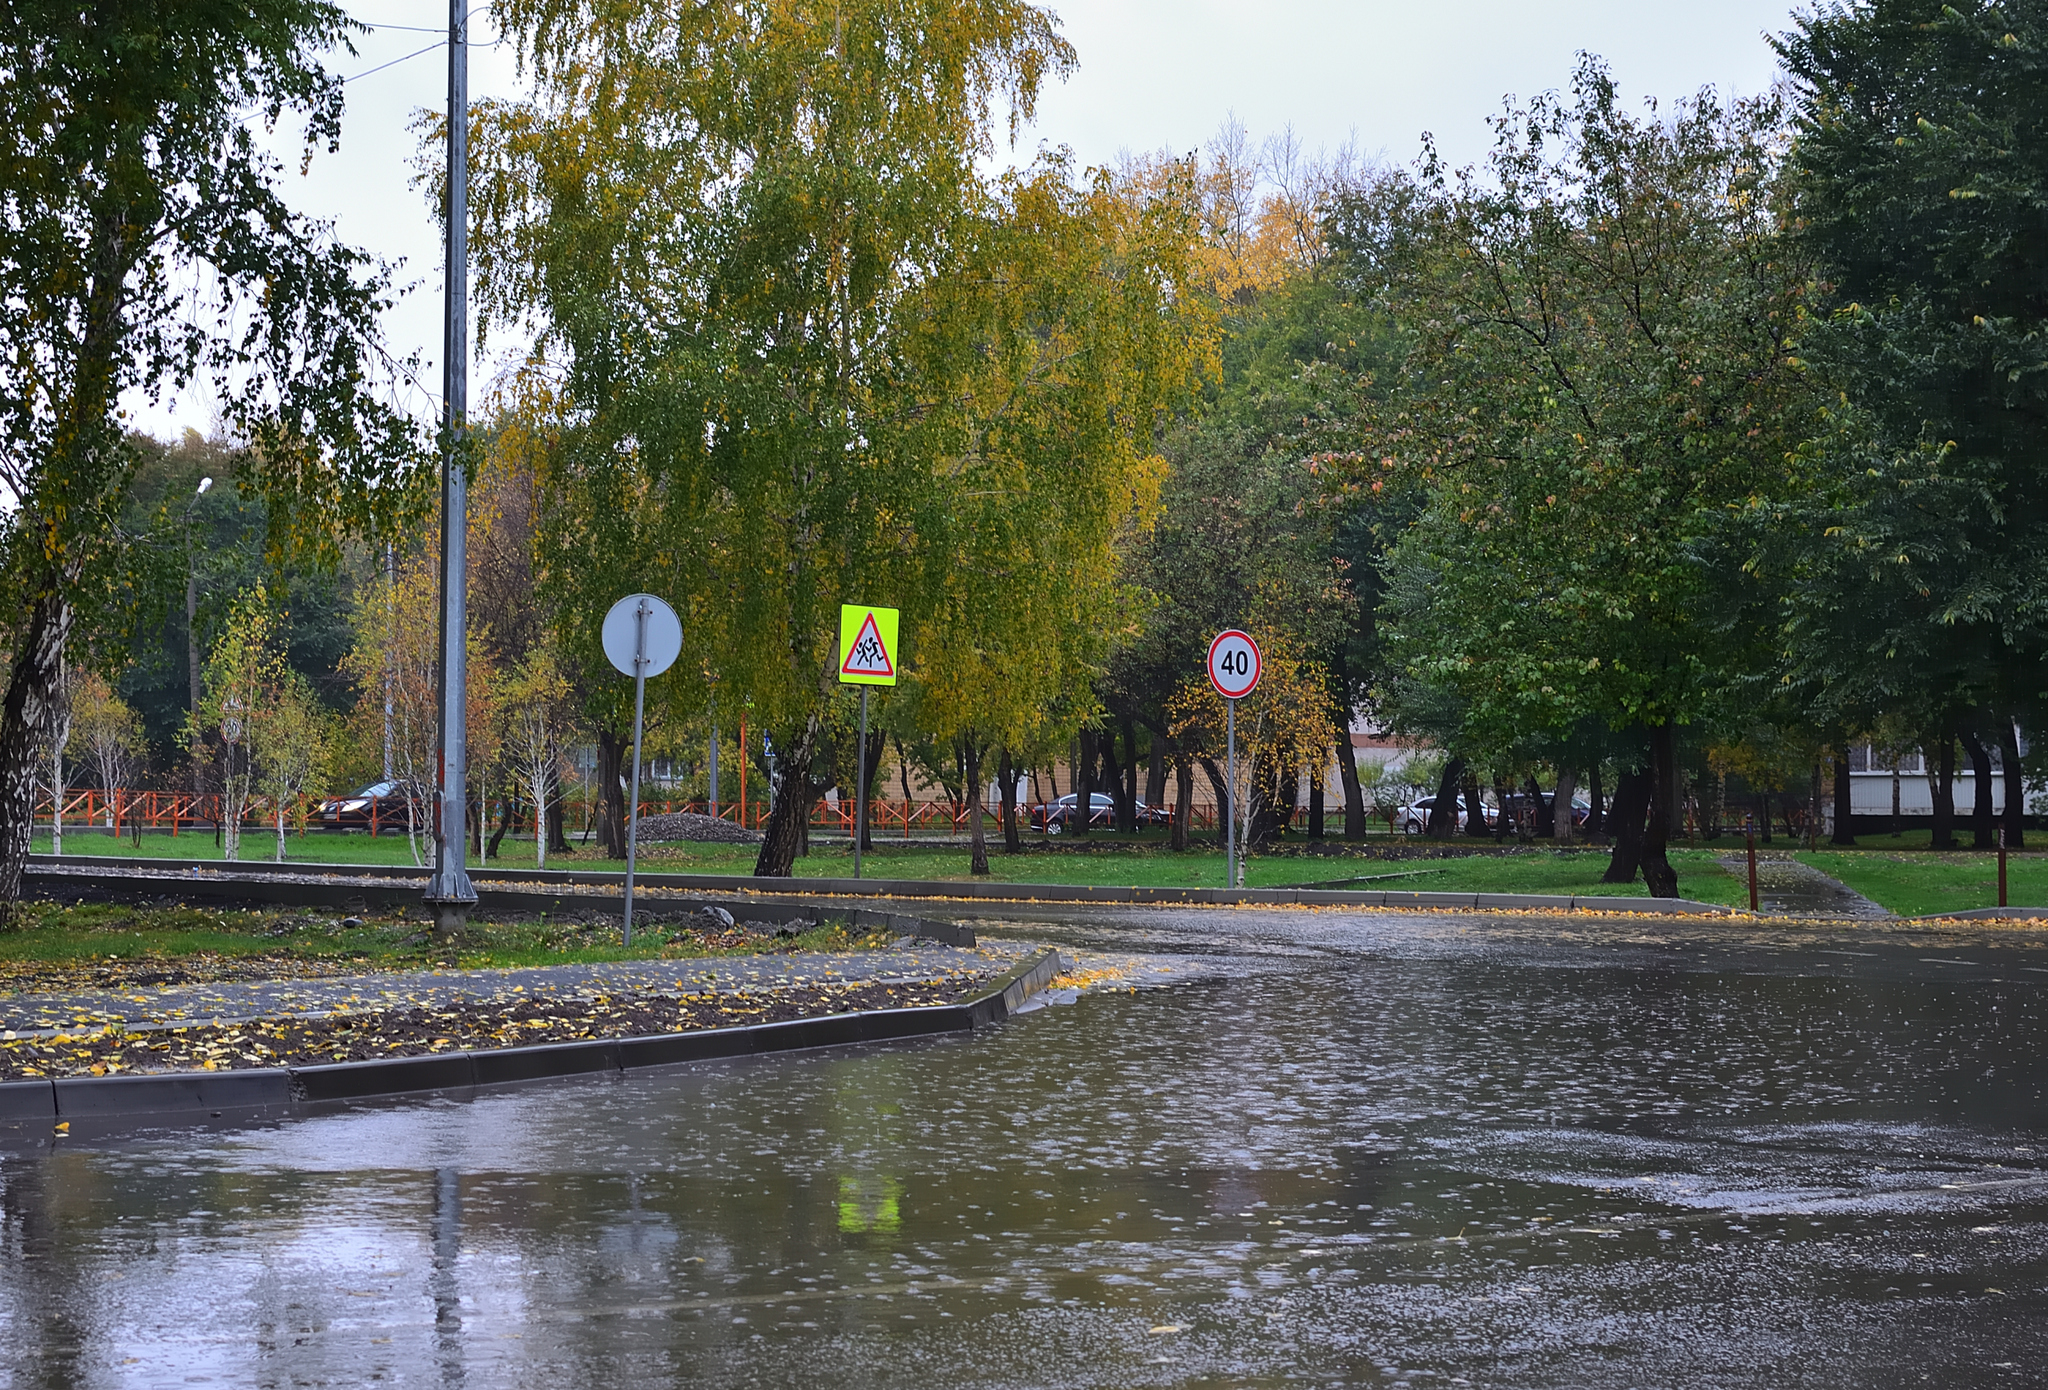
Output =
[
  {"x1": 1793, "y1": 849, "x2": 2048, "y2": 917},
  {"x1": 0, "y1": 899, "x2": 897, "y2": 981},
  {"x1": 1301, "y1": 848, "x2": 1748, "y2": 906},
  {"x1": 34, "y1": 831, "x2": 1746, "y2": 901},
  {"x1": 36, "y1": 827, "x2": 450, "y2": 869}
]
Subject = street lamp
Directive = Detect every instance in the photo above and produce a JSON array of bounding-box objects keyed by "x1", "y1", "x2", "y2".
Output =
[{"x1": 182, "y1": 474, "x2": 214, "y2": 846}]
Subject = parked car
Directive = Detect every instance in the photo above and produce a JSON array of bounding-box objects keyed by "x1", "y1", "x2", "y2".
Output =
[
  {"x1": 1403, "y1": 791, "x2": 1588, "y2": 835},
  {"x1": 317, "y1": 780, "x2": 419, "y2": 830},
  {"x1": 1030, "y1": 792, "x2": 1175, "y2": 832},
  {"x1": 1497, "y1": 791, "x2": 1592, "y2": 832},
  {"x1": 1400, "y1": 794, "x2": 1497, "y2": 835},
  {"x1": 1032, "y1": 793, "x2": 1113, "y2": 832}
]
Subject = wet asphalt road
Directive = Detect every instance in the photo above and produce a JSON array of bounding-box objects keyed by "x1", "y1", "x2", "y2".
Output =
[{"x1": 1, "y1": 903, "x2": 2044, "y2": 1388}]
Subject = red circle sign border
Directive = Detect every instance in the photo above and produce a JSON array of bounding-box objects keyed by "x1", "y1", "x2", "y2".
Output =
[{"x1": 1206, "y1": 628, "x2": 1263, "y2": 699}]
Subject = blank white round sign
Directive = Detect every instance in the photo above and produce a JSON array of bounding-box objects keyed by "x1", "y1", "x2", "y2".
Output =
[{"x1": 602, "y1": 594, "x2": 682, "y2": 678}]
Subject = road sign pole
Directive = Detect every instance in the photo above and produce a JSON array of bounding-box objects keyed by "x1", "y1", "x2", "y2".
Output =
[
  {"x1": 1226, "y1": 697, "x2": 1237, "y2": 889},
  {"x1": 855, "y1": 687, "x2": 869, "y2": 880},
  {"x1": 623, "y1": 599, "x2": 648, "y2": 945},
  {"x1": 837, "y1": 603, "x2": 900, "y2": 871}
]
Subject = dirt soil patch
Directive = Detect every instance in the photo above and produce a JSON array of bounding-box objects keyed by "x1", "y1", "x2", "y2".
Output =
[{"x1": 0, "y1": 977, "x2": 979, "y2": 1080}]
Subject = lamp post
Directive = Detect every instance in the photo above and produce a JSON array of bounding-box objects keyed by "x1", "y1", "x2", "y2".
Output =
[
  {"x1": 182, "y1": 476, "x2": 213, "y2": 724},
  {"x1": 182, "y1": 476, "x2": 213, "y2": 844},
  {"x1": 424, "y1": 0, "x2": 477, "y2": 937}
]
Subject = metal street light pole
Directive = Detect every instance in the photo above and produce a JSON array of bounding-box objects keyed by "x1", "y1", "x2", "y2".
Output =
[
  {"x1": 425, "y1": 0, "x2": 477, "y2": 937},
  {"x1": 182, "y1": 476, "x2": 212, "y2": 725},
  {"x1": 182, "y1": 476, "x2": 213, "y2": 848}
]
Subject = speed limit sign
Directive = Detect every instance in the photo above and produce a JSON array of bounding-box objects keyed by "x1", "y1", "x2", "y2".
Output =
[{"x1": 1207, "y1": 629, "x2": 1262, "y2": 699}]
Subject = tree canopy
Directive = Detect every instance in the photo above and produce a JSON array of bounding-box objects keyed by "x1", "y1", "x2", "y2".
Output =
[{"x1": 0, "y1": 0, "x2": 426, "y2": 915}]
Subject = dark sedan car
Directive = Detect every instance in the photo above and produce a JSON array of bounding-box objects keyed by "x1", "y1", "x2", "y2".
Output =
[{"x1": 317, "y1": 780, "x2": 419, "y2": 830}]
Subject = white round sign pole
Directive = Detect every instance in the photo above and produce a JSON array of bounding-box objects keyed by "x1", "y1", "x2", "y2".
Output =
[
  {"x1": 604, "y1": 594, "x2": 682, "y2": 944},
  {"x1": 1206, "y1": 630, "x2": 1262, "y2": 889},
  {"x1": 1227, "y1": 698, "x2": 1237, "y2": 888}
]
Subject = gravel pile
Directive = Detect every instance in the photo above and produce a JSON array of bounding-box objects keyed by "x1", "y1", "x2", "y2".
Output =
[{"x1": 633, "y1": 810, "x2": 763, "y2": 844}]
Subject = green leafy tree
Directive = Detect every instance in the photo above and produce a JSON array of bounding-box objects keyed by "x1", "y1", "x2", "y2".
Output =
[
  {"x1": 1106, "y1": 138, "x2": 1393, "y2": 843},
  {"x1": 0, "y1": 1, "x2": 428, "y2": 919},
  {"x1": 1774, "y1": 0, "x2": 2048, "y2": 845},
  {"x1": 1347, "y1": 59, "x2": 1822, "y2": 895}
]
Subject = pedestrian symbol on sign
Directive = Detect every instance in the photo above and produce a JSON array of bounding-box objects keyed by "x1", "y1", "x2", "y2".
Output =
[
  {"x1": 837, "y1": 605, "x2": 900, "y2": 687},
  {"x1": 844, "y1": 615, "x2": 893, "y2": 677},
  {"x1": 838, "y1": 603, "x2": 900, "y2": 883}
]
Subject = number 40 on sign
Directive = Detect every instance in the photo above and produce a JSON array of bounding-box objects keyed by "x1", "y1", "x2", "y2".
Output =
[{"x1": 1207, "y1": 629, "x2": 1261, "y2": 699}]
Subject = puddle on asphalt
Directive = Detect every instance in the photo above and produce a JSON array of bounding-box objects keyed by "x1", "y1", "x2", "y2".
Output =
[{"x1": 1, "y1": 913, "x2": 2044, "y2": 1387}]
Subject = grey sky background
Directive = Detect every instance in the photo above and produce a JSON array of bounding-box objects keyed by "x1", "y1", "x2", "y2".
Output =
[{"x1": 129, "y1": 0, "x2": 1801, "y2": 438}]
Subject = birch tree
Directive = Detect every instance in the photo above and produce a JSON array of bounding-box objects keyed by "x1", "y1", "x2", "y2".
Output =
[
  {"x1": 499, "y1": 645, "x2": 573, "y2": 868},
  {"x1": 70, "y1": 672, "x2": 143, "y2": 837},
  {"x1": 253, "y1": 673, "x2": 332, "y2": 862},
  {"x1": 464, "y1": 0, "x2": 1212, "y2": 877},
  {"x1": 0, "y1": 1, "x2": 428, "y2": 922},
  {"x1": 193, "y1": 592, "x2": 284, "y2": 863}
]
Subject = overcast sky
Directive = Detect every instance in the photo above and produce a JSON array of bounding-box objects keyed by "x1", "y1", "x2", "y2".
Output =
[{"x1": 131, "y1": 0, "x2": 1801, "y2": 438}]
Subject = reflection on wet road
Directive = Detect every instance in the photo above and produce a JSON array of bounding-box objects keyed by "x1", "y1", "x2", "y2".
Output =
[{"x1": 2, "y1": 906, "x2": 2045, "y2": 1387}]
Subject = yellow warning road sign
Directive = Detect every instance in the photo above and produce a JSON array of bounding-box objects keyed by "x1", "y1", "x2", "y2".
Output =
[{"x1": 838, "y1": 604, "x2": 899, "y2": 686}]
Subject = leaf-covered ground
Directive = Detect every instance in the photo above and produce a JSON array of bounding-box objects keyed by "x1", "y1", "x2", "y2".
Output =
[
  {"x1": 0, "y1": 901, "x2": 898, "y2": 985},
  {"x1": 0, "y1": 976, "x2": 975, "y2": 1080}
]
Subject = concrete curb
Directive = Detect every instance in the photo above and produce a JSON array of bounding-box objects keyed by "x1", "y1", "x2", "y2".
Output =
[
  {"x1": 26, "y1": 857, "x2": 1728, "y2": 916},
  {"x1": 1907, "y1": 906, "x2": 2048, "y2": 922},
  {"x1": 0, "y1": 947, "x2": 1062, "y2": 1130}
]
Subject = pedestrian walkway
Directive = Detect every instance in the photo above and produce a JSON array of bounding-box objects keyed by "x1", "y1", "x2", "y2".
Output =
[
  {"x1": 0, "y1": 940, "x2": 1032, "y2": 1036},
  {"x1": 1716, "y1": 853, "x2": 1892, "y2": 917}
]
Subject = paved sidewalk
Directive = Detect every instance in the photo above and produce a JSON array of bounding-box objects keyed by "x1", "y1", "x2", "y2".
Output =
[
  {"x1": 0, "y1": 940, "x2": 1033, "y2": 1036},
  {"x1": 1715, "y1": 853, "x2": 1893, "y2": 917}
]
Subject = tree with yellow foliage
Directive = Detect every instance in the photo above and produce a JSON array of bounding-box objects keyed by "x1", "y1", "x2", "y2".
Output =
[
  {"x1": 1169, "y1": 632, "x2": 1336, "y2": 871},
  {"x1": 253, "y1": 671, "x2": 333, "y2": 863},
  {"x1": 341, "y1": 552, "x2": 499, "y2": 867},
  {"x1": 463, "y1": 0, "x2": 1214, "y2": 876},
  {"x1": 69, "y1": 672, "x2": 144, "y2": 839},
  {"x1": 190, "y1": 590, "x2": 284, "y2": 863}
]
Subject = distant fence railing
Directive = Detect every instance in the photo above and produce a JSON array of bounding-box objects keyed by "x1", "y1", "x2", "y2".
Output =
[{"x1": 28, "y1": 788, "x2": 1232, "y2": 839}]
